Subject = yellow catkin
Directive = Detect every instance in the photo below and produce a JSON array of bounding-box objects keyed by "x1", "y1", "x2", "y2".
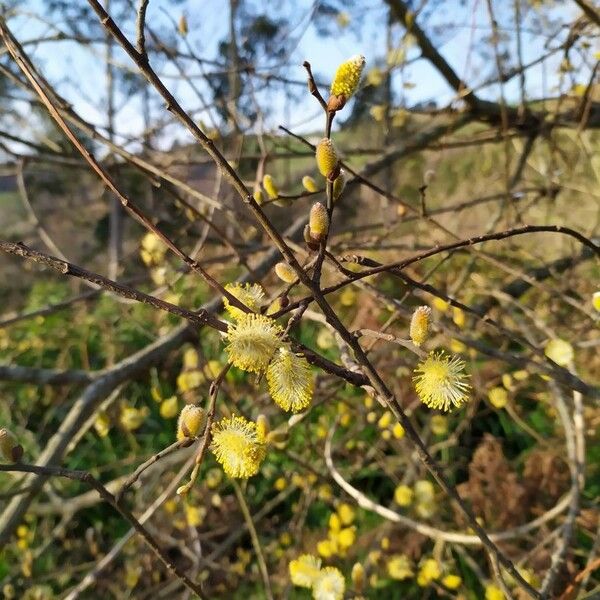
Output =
[
  {"x1": 302, "y1": 175, "x2": 318, "y2": 193},
  {"x1": 409, "y1": 306, "x2": 431, "y2": 346},
  {"x1": 309, "y1": 203, "x2": 329, "y2": 242},
  {"x1": 177, "y1": 405, "x2": 207, "y2": 440},
  {"x1": 266, "y1": 347, "x2": 314, "y2": 412},
  {"x1": 225, "y1": 313, "x2": 283, "y2": 373},
  {"x1": 262, "y1": 174, "x2": 278, "y2": 199},
  {"x1": 313, "y1": 567, "x2": 345, "y2": 600},
  {"x1": 222, "y1": 282, "x2": 264, "y2": 321},
  {"x1": 315, "y1": 138, "x2": 339, "y2": 179},
  {"x1": 253, "y1": 189, "x2": 264, "y2": 205},
  {"x1": 330, "y1": 54, "x2": 366, "y2": 99},
  {"x1": 413, "y1": 352, "x2": 471, "y2": 412},
  {"x1": 274, "y1": 262, "x2": 297, "y2": 284},
  {"x1": 210, "y1": 415, "x2": 266, "y2": 478},
  {"x1": 289, "y1": 554, "x2": 322, "y2": 588}
]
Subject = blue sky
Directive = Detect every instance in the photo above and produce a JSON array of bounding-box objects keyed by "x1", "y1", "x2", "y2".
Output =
[{"x1": 8, "y1": 0, "x2": 587, "y2": 150}]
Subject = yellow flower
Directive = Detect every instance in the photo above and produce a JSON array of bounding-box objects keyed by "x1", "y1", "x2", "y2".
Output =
[
  {"x1": 337, "y1": 503, "x2": 355, "y2": 525},
  {"x1": 449, "y1": 338, "x2": 467, "y2": 354},
  {"x1": 414, "y1": 480, "x2": 435, "y2": 500},
  {"x1": 340, "y1": 286, "x2": 356, "y2": 307},
  {"x1": 366, "y1": 67, "x2": 384, "y2": 86},
  {"x1": 266, "y1": 347, "x2": 314, "y2": 412},
  {"x1": 432, "y1": 297, "x2": 449, "y2": 312},
  {"x1": 329, "y1": 513, "x2": 342, "y2": 533},
  {"x1": 210, "y1": 415, "x2": 266, "y2": 478},
  {"x1": 593, "y1": 291, "x2": 600, "y2": 312},
  {"x1": 226, "y1": 313, "x2": 283, "y2": 373},
  {"x1": 274, "y1": 477, "x2": 287, "y2": 491},
  {"x1": 309, "y1": 202, "x2": 329, "y2": 242},
  {"x1": 93, "y1": 413, "x2": 110, "y2": 438},
  {"x1": 158, "y1": 396, "x2": 178, "y2": 419},
  {"x1": 488, "y1": 387, "x2": 508, "y2": 409},
  {"x1": 289, "y1": 554, "x2": 322, "y2": 588},
  {"x1": 513, "y1": 369, "x2": 529, "y2": 381},
  {"x1": 302, "y1": 175, "x2": 318, "y2": 193},
  {"x1": 417, "y1": 558, "x2": 441, "y2": 586},
  {"x1": 336, "y1": 526, "x2": 356, "y2": 550},
  {"x1": 176, "y1": 370, "x2": 204, "y2": 393},
  {"x1": 177, "y1": 405, "x2": 206, "y2": 440},
  {"x1": 442, "y1": 574, "x2": 462, "y2": 589},
  {"x1": 201, "y1": 469, "x2": 220, "y2": 490},
  {"x1": 430, "y1": 414, "x2": 448, "y2": 435},
  {"x1": 453, "y1": 306, "x2": 466, "y2": 328},
  {"x1": 185, "y1": 504, "x2": 206, "y2": 527},
  {"x1": 317, "y1": 539, "x2": 336, "y2": 558},
  {"x1": 222, "y1": 282, "x2": 264, "y2": 321},
  {"x1": 140, "y1": 232, "x2": 167, "y2": 266},
  {"x1": 392, "y1": 423, "x2": 405, "y2": 439},
  {"x1": 183, "y1": 347, "x2": 199, "y2": 369},
  {"x1": 413, "y1": 351, "x2": 471, "y2": 412},
  {"x1": 317, "y1": 485, "x2": 332, "y2": 501},
  {"x1": 274, "y1": 262, "x2": 297, "y2": 284},
  {"x1": 387, "y1": 554, "x2": 413, "y2": 580},
  {"x1": 0, "y1": 428, "x2": 22, "y2": 462},
  {"x1": 394, "y1": 484, "x2": 413, "y2": 506},
  {"x1": 377, "y1": 411, "x2": 393, "y2": 429},
  {"x1": 544, "y1": 338, "x2": 574, "y2": 366},
  {"x1": 315, "y1": 138, "x2": 339, "y2": 179},
  {"x1": 313, "y1": 567, "x2": 345, "y2": 600},
  {"x1": 485, "y1": 584, "x2": 505, "y2": 600},
  {"x1": 330, "y1": 54, "x2": 366, "y2": 99},
  {"x1": 119, "y1": 405, "x2": 149, "y2": 431},
  {"x1": 410, "y1": 306, "x2": 431, "y2": 346},
  {"x1": 262, "y1": 174, "x2": 279, "y2": 199}
]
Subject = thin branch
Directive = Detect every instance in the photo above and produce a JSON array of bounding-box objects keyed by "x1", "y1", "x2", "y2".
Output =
[
  {"x1": 0, "y1": 462, "x2": 206, "y2": 598},
  {"x1": 324, "y1": 424, "x2": 573, "y2": 545},
  {"x1": 135, "y1": 0, "x2": 150, "y2": 57},
  {"x1": 0, "y1": 365, "x2": 92, "y2": 386}
]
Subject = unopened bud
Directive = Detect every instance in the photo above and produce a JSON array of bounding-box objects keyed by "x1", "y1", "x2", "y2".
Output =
[
  {"x1": 302, "y1": 175, "x2": 318, "y2": 193},
  {"x1": 266, "y1": 429, "x2": 288, "y2": 447},
  {"x1": 410, "y1": 306, "x2": 431, "y2": 347},
  {"x1": 423, "y1": 169, "x2": 436, "y2": 186},
  {"x1": 274, "y1": 262, "x2": 297, "y2": 284},
  {"x1": 303, "y1": 224, "x2": 319, "y2": 250},
  {"x1": 253, "y1": 189, "x2": 264, "y2": 205},
  {"x1": 315, "y1": 138, "x2": 340, "y2": 180},
  {"x1": 177, "y1": 405, "x2": 207, "y2": 440},
  {"x1": 256, "y1": 414, "x2": 269, "y2": 440},
  {"x1": 266, "y1": 295, "x2": 289, "y2": 315},
  {"x1": 309, "y1": 202, "x2": 329, "y2": 242},
  {"x1": 0, "y1": 428, "x2": 23, "y2": 462},
  {"x1": 351, "y1": 562, "x2": 366, "y2": 592},
  {"x1": 262, "y1": 174, "x2": 278, "y2": 200},
  {"x1": 333, "y1": 169, "x2": 346, "y2": 201},
  {"x1": 178, "y1": 14, "x2": 188, "y2": 36}
]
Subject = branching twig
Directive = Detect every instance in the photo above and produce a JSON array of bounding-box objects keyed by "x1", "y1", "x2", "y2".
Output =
[{"x1": 0, "y1": 463, "x2": 206, "y2": 598}]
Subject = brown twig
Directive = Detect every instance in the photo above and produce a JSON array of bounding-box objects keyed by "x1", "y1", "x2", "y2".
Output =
[{"x1": 0, "y1": 463, "x2": 206, "y2": 598}]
